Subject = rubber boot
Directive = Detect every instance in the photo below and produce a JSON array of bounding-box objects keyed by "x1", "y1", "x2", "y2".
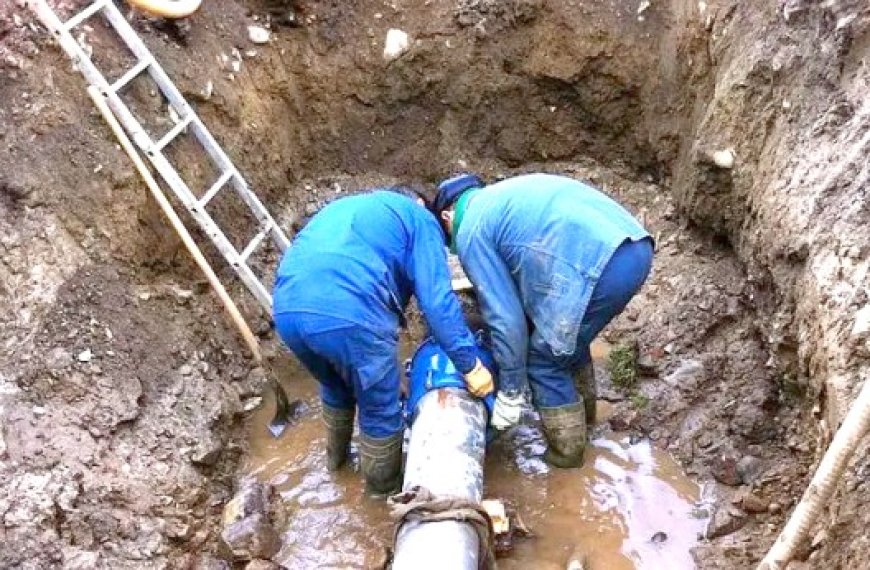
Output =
[
  {"x1": 574, "y1": 362, "x2": 597, "y2": 425},
  {"x1": 322, "y1": 404, "x2": 355, "y2": 471},
  {"x1": 539, "y1": 402, "x2": 587, "y2": 468},
  {"x1": 359, "y1": 431, "x2": 403, "y2": 498}
]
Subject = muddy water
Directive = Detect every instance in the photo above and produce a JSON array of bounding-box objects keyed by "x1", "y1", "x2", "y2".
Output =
[
  {"x1": 486, "y1": 421, "x2": 708, "y2": 570},
  {"x1": 246, "y1": 342, "x2": 707, "y2": 569}
]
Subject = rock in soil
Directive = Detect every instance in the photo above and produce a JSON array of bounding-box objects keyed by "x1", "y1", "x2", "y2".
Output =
[
  {"x1": 245, "y1": 559, "x2": 281, "y2": 570},
  {"x1": 221, "y1": 479, "x2": 279, "y2": 561},
  {"x1": 221, "y1": 513, "x2": 280, "y2": 562},
  {"x1": 705, "y1": 506, "x2": 748, "y2": 539},
  {"x1": 711, "y1": 455, "x2": 742, "y2": 487},
  {"x1": 736, "y1": 455, "x2": 765, "y2": 485},
  {"x1": 740, "y1": 492, "x2": 771, "y2": 514},
  {"x1": 223, "y1": 478, "x2": 272, "y2": 525}
]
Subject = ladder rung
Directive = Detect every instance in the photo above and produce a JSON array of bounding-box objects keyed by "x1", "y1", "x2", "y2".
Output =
[
  {"x1": 110, "y1": 59, "x2": 151, "y2": 93},
  {"x1": 63, "y1": 0, "x2": 109, "y2": 31},
  {"x1": 240, "y1": 221, "x2": 273, "y2": 262},
  {"x1": 198, "y1": 170, "x2": 234, "y2": 208},
  {"x1": 153, "y1": 114, "x2": 193, "y2": 152}
]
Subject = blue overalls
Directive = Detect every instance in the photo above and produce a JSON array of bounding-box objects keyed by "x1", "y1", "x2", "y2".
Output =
[
  {"x1": 273, "y1": 191, "x2": 478, "y2": 438},
  {"x1": 454, "y1": 174, "x2": 654, "y2": 408}
]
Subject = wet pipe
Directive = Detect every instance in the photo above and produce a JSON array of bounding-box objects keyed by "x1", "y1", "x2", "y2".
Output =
[{"x1": 391, "y1": 337, "x2": 496, "y2": 570}]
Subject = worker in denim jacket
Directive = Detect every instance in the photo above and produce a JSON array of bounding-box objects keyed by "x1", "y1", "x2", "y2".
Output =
[
  {"x1": 432, "y1": 173, "x2": 653, "y2": 467},
  {"x1": 273, "y1": 188, "x2": 494, "y2": 496}
]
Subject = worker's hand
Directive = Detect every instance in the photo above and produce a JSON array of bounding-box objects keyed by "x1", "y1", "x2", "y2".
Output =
[
  {"x1": 464, "y1": 358, "x2": 495, "y2": 397},
  {"x1": 490, "y1": 392, "x2": 525, "y2": 430}
]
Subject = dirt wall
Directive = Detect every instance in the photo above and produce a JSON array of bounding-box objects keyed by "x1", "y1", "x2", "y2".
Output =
[{"x1": 667, "y1": 3, "x2": 870, "y2": 566}]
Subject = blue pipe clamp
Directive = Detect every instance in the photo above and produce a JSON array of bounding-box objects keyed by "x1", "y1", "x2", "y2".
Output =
[{"x1": 404, "y1": 332, "x2": 498, "y2": 425}]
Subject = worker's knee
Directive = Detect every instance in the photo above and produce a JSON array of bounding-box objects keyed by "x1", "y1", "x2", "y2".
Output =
[
  {"x1": 319, "y1": 382, "x2": 355, "y2": 410},
  {"x1": 357, "y1": 406, "x2": 403, "y2": 438},
  {"x1": 528, "y1": 366, "x2": 578, "y2": 409},
  {"x1": 356, "y1": 379, "x2": 403, "y2": 438}
]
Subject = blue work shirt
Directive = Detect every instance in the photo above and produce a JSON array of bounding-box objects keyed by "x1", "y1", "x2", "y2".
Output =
[
  {"x1": 273, "y1": 191, "x2": 478, "y2": 373},
  {"x1": 455, "y1": 174, "x2": 651, "y2": 395}
]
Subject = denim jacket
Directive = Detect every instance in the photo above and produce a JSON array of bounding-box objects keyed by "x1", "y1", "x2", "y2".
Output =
[
  {"x1": 273, "y1": 191, "x2": 478, "y2": 373},
  {"x1": 455, "y1": 174, "x2": 650, "y2": 395}
]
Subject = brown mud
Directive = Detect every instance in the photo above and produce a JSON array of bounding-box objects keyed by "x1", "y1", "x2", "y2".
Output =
[
  {"x1": 247, "y1": 343, "x2": 708, "y2": 570},
  {"x1": 1, "y1": 0, "x2": 868, "y2": 569}
]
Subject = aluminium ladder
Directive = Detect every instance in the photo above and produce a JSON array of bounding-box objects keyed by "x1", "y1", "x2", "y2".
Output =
[{"x1": 31, "y1": 0, "x2": 289, "y2": 313}]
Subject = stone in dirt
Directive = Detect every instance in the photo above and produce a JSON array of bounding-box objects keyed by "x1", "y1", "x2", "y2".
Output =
[
  {"x1": 736, "y1": 455, "x2": 765, "y2": 485},
  {"x1": 221, "y1": 479, "x2": 279, "y2": 561},
  {"x1": 221, "y1": 513, "x2": 280, "y2": 562},
  {"x1": 663, "y1": 359, "x2": 705, "y2": 390},
  {"x1": 705, "y1": 506, "x2": 748, "y2": 539},
  {"x1": 194, "y1": 556, "x2": 232, "y2": 570},
  {"x1": 383, "y1": 29, "x2": 410, "y2": 62},
  {"x1": 223, "y1": 478, "x2": 271, "y2": 523},
  {"x1": 711, "y1": 455, "x2": 741, "y2": 487},
  {"x1": 245, "y1": 560, "x2": 281, "y2": 570},
  {"x1": 45, "y1": 347, "x2": 71, "y2": 371},
  {"x1": 740, "y1": 492, "x2": 770, "y2": 514},
  {"x1": 248, "y1": 25, "x2": 270, "y2": 45},
  {"x1": 191, "y1": 438, "x2": 224, "y2": 466},
  {"x1": 711, "y1": 149, "x2": 735, "y2": 169},
  {"x1": 62, "y1": 547, "x2": 100, "y2": 570},
  {"x1": 566, "y1": 545, "x2": 587, "y2": 570}
]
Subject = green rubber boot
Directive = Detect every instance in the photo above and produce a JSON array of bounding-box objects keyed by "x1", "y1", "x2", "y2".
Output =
[
  {"x1": 540, "y1": 402, "x2": 587, "y2": 468},
  {"x1": 359, "y1": 431, "x2": 403, "y2": 498},
  {"x1": 574, "y1": 362, "x2": 597, "y2": 425},
  {"x1": 322, "y1": 404, "x2": 355, "y2": 471}
]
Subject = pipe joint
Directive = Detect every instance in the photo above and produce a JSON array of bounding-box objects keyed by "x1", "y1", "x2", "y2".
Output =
[{"x1": 404, "y1": 333, "x2": 497, "y2": 426}]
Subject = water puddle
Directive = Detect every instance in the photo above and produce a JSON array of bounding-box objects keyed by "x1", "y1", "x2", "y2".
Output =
[
  {"x1": 245, "y1": 342, "x2": 707, "y2": 569},
  {"x1": 246, "y1": 372, "x2": 393, "y2": 569},
  {"x1": 486, "y1": 419, "x2": 708, "y2": 570}
]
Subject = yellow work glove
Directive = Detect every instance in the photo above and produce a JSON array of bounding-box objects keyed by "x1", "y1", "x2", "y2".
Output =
[{"x1": 464, "y1": 358, "x2": 495, "y2": 398}]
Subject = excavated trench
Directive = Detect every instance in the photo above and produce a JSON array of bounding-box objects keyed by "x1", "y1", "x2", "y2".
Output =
[{"x1": 0, "y1": 1, "x2": 868, "y2": 569}]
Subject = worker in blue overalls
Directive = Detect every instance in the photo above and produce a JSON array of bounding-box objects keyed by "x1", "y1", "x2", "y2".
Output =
[
  {"x1": 273, "y1": 187, "x2": 494, "y2": 496},
  {"x1": 431, "y1": 173, "x2": 653, "y2": 467}
]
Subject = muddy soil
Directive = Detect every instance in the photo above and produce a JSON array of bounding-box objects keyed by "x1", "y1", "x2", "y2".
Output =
[
  {"x1": 247, "y1": 345, "x2": 709, "y2": 570},
  {"x1": 1, "y1": 0, "x2": 868, "y2": 569}
]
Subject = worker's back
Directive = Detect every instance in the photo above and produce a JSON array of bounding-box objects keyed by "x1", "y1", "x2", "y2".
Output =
[
  {"x1": 456, "y1": 173, "x2": 651, "y2": 356},
  {"x1": 273, "y1": 190, "x2": 441, "y2": 337},
  {"x1": 463, "y1": 173, "x2": 648, "y2": 266}
]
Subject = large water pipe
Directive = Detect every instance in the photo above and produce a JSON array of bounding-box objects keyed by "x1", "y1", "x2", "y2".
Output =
[{"x1": 391, "y1": 337, "x2": 496, "y2": 570}]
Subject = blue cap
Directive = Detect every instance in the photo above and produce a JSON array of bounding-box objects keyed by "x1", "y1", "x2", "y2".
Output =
[{"x1": 432, "y1": 173, "x2": 484, "y2": 214}]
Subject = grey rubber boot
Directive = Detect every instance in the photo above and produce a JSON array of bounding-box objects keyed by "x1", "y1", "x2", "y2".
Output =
[
  {"x1": 574, "y1": 362, "x2": 597, "y2": 425},
  {"x1": 322, "y1": 404, "x2": 355, "y2": 471},
  {"x1": 539, "y1": 402, "x2": 587, "y2": 468},
  {"x1": 359, "y1": 431, "x2": 404, "y2": 498}
]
